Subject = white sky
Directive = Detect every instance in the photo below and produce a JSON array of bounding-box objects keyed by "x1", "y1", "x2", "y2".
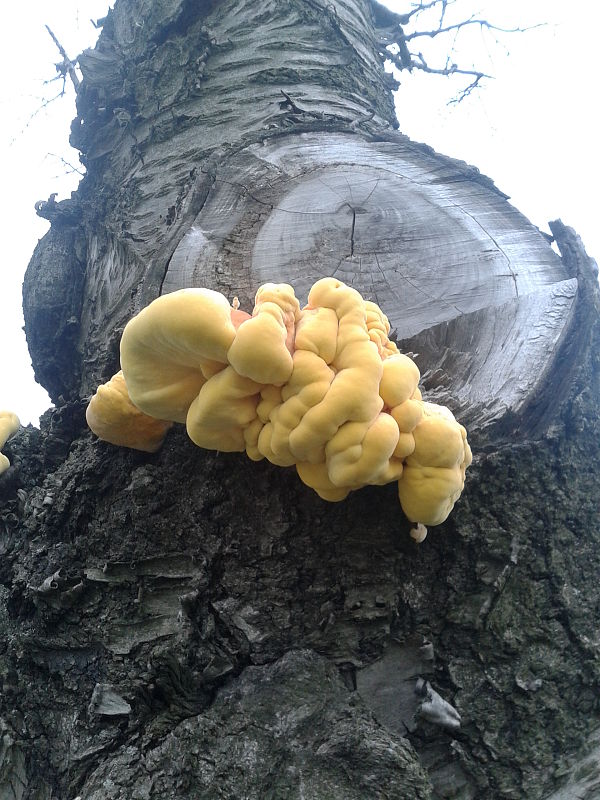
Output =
[{"x1": 0, "y1": 1, "x2": 598, "y2": 425}]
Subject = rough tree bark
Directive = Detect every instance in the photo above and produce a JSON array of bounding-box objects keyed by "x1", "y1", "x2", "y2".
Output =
[{"x1": 1, "y1": 1, "x2": 599, "y2": 798}]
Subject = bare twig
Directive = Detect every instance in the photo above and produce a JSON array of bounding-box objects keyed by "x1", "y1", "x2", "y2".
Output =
[
  {"x1": 47, "y1": 153, "x2": 85, "y2": 177},
  {"x1": 279, "y1": 90, "x2": 304, "y2": 115},
  {"x1": 45, "y1": 25, "x2": 80, "y2": 92},
  {"x1": 371, "y1": 0, "x2": 540, "y2": 102},
  {"x1": 404, "y1": 17, "x2": 543, "y2": 42},
  {"x1": 397, "y1": 0, "x2": 457, "y2": 25},
  {"x1": 9, "y1": 26, "x2": 82, "y2": 145}
]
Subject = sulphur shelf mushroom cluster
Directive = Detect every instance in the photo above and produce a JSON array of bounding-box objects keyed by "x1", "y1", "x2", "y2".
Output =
[
  {"x1": 87, "y1": 278, "x2": 471, "y2": 529},
  {"x1": 0, "y1": 411, "x2": 20, "y2": 476}
]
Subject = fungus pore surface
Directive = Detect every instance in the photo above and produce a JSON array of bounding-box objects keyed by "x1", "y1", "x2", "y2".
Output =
[{"x1": 87, "y1": 279, "x2": 472, "y2": 527}]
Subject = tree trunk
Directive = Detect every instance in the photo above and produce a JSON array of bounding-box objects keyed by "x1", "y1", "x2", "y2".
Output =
[{"x1": 2, "y1": 1, "x2": 599, "y2": 798}]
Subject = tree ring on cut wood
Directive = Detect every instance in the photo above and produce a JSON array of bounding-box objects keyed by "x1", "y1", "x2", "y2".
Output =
[{"x1": 160, "y1": 132, "x2": 576, "y2": 443}]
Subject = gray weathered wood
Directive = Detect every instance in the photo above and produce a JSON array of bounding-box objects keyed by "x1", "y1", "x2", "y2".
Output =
[
  {"x1": 158, "y1": 132, "x2": 573, "y2": 439},
  {"x1": 24, "y1": 0, "x2": 578, "y2": 447}
]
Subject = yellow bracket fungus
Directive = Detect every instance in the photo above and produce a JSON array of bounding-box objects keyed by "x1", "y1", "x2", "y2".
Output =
[
  {"x1": 85, "y1": 371, "x2": 172, "y2": 453},
  {"x1": 87, "y1": 278, "x2": 472, "y2": 530},
  {"x1": 0, "y1": 411, "x2": 20, "y2": 475}
]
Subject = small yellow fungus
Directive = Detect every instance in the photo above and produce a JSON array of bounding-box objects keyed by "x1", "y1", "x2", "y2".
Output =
[{"x1": 0, "y1": 411, "x2": 20, "y2": 475}]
